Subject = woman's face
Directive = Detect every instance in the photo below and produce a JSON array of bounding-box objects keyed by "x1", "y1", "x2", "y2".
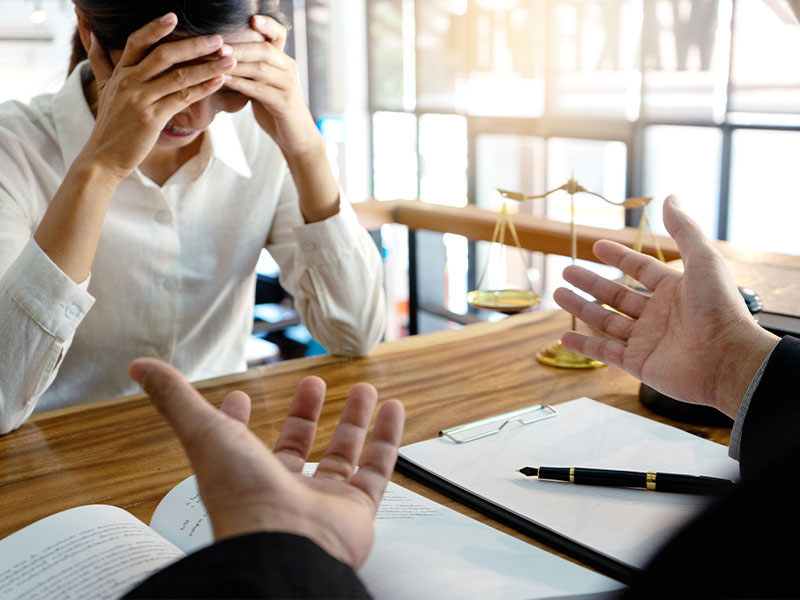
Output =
[{"x1": 110, "y1": 25, "x2": 265, "y2": 149}]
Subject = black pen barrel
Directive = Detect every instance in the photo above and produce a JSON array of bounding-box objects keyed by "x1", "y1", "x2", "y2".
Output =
[
  {"x1": 652, "y1": 472, "x2": 736, "y2": 495},
  {"x1": 535, "y1": 466, "x2": 571, "y2": 482},
  {"x1": 530, "y1": 466, "x2": 737, "y2": 495},
  {"x1": 572, "y1": 468, "x2": 646, "y2": 488},
  {"x1": 537, "y1": 467, "x2": 646, "y2": 487}
]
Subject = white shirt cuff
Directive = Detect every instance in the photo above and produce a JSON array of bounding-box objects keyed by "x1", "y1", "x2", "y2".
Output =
[
  {"x1": 292, "y1": 196, "x2": 370, "y2": 268},
  {"x1": 2, "y1": 238, "x2": 95, "y2": 340}
]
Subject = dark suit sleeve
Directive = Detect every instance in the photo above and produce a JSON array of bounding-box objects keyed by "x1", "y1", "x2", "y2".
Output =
[
  {"x1": 123, "y1": 532, "x2": 371, "y2": 599},
  {"x1": 738, "y1": 335, "x2": 800, "y2": 482},
  {"x1": 622, "y1": 336, "x2": 800, "y2": 598}
]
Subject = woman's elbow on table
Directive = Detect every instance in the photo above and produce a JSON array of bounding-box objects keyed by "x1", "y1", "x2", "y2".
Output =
[
  {"x1": 304, "y1": 298, "x2": 387, "y2": 358},
  {"x1": 0, "y1": 395, "x2": 36, "y2": 435}
]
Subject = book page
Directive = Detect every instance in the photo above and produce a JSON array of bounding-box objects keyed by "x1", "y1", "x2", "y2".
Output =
[
  {"x1": 399, "y1": 397, "x2": 740, "y2": 569},
  {"x1": 149, "y1": 475, "x2": 214, "y2": 553},
  {"x1": 0, "y1": 505, "x2": 184, "y2": 600},
  {"x1": 151, "y1": 467, "x2": 623, "y2": 599},
  {"x1": 149, "y1": 465, "x2": 324, "y2": 552}
]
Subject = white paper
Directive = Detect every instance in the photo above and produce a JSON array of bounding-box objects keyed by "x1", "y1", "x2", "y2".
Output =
[
  {"x1": 151, "y1": 467, "x2": 623, "y2": 599},
  {"x1": 0, "y1": 505, "x2": 184, "y2": 600},
  {"x1": 400, "y1": 397, "x2": 739, "y2": 569},
  {"x1": 360, "y1": 481, "x2": 623, "y2": 599}
]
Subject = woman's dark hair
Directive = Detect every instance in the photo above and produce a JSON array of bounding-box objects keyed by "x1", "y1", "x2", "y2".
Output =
[{"x1": 68, "y1": 0, "x2": 288, "y2": 75}]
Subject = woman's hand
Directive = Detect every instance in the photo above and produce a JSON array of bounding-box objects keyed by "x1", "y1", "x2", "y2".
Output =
[
  {"x1": 81, "y1": 13, "x2": 237, "y2": 180},
  {"x1": 223, "y1": 15, "x2": 322, "y2": 159},
  {"x1": 221, "y1": 15, "x2": 340, "y2": 223}
]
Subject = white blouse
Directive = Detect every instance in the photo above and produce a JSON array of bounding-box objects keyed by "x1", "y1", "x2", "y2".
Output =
[{"x1": 0, "y1": 63, "x2": 385, "y2": 434}]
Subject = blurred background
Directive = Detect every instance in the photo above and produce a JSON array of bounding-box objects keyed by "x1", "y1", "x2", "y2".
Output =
[{"x1": 4, "y1": 0, "x2": 799, "y2": 349}]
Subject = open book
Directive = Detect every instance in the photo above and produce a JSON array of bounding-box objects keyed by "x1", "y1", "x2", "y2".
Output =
[{"x1": 0, "y1": 466, "x2": 623, "y2": 600}]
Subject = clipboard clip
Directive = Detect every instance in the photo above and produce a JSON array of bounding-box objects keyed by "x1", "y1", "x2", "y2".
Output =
[{"x1": 439, "y1": 404, "x2": 558, "y2": 444}]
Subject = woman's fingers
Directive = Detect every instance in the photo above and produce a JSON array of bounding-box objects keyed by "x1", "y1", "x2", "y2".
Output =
[
  {"x1": 229, "y1": 39, "x2": 290, "y2": 67},
  {"x1": 147, "y1": 54, "x2": 236, "y2": 101},
  {"x1": 228, "y1": 60, "x2": 286, "y2": 86},
  {"x1": 116, "y1": 13, "x2": 180, "y2": 69},
  {"x1": 252, "y1": 15, "x2": 288, "y2": 51},
  {"x1": 136, "y1": 35, "x2": 229, "y2": 81},
  {"x1": 153, "y1": 76, "x2": 226, "y2": 123},
  {"x1": 222, "y1": 74, "x2": 283, "y2": 108},
  {"x1": 87, "y1": 32, "x2": 114, "y2": 85}
]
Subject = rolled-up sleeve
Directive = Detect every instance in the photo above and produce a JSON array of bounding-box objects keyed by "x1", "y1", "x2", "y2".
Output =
[
  {"x1": 0, "y1": 238, "x2": 95, "y2": 433},
  {"x1": 266, "y1": 181, "x2": 385, "y2": 357}
]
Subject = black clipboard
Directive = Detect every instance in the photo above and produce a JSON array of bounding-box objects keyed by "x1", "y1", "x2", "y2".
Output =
[{"x1": 394, "y1": 400, "x2": 726, "y2": 586}]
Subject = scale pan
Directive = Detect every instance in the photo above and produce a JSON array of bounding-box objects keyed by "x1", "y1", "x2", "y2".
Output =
[{"x1": 466, "y1": 289, "x2": 540, "y2": 313}]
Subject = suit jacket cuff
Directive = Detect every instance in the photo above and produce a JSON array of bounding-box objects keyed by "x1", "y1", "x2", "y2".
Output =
[
  {"x1": 123, "y1": 531, "x2": 371, "y2": 599},
  {"x1": 738, "y1": 335, "x2": 800, "y2": 481}
]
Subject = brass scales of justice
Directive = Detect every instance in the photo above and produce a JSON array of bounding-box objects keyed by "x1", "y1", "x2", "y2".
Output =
[{"x1": 466, "y1": 173, "x2": 662, "y2": 369}]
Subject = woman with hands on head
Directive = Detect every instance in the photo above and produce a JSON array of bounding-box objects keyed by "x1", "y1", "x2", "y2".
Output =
[
  {"x1": 0, "y1": 1, "x2": 385, "y2": 434},
  {"x1": 124, "y1": 358, "x2": 405, "y2": 598}
]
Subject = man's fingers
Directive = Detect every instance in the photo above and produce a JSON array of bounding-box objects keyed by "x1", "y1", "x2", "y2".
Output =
[
  {"x1": 593, "y1": 240, "x2": 675, "y2": 292},
  {"x1": 350, "y1": 399, "x2": 405, "y2": 510},
  {"x1": 553, "y1": 287, "x2": 634, "y2": 341},
  {"x1": 220, "y1": 390, "x2": 251, "y2": 425},
  {"x1": 662, "y1": 195, "x2": 719, "y2": 267},
  {"x1": 129, "y1": 358, "x2": 220, "y2": 446},
  {"x1": 315, "y1": 383, "x2": 378, "y2": 481},
  {"x1": 273, "y1": 376, "x2": 326, "y2": 472},
  {"x1": 561, "y1": 330, "x2": 626, "y2": 369},
  {"x1": 562, "y1": 264, "x2": 649, "y2": 319}
]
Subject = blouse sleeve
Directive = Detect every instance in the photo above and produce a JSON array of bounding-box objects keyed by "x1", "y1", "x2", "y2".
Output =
[
  {"x1": 0, "y1": 193, "x2": 95, "y2": 434},
  {"x1": 264, "y1": 172, "x2": 385, "y2": 357}
]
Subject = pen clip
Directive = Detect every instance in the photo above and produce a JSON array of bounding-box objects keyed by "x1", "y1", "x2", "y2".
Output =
[{"x1": 439, "y1": 404, "x2": 558, "y2": 444}]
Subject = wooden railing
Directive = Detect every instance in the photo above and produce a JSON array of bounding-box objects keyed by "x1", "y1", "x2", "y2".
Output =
[
  {"x1": 354, "y1": 199, "x2": 800, "y2": 269},
  {"x1": 354, "y1": 199, "x2": 680, "y2": 263}
]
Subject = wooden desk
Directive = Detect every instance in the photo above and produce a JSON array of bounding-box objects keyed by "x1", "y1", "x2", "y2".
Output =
[{"x1": 0, "y1": 310, "x2": 732, "y2": 556}]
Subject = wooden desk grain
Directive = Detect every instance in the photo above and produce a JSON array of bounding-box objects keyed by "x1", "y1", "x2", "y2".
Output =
[{"x1": 0, "y1": 310, "x2": 733, "y2": 556}]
